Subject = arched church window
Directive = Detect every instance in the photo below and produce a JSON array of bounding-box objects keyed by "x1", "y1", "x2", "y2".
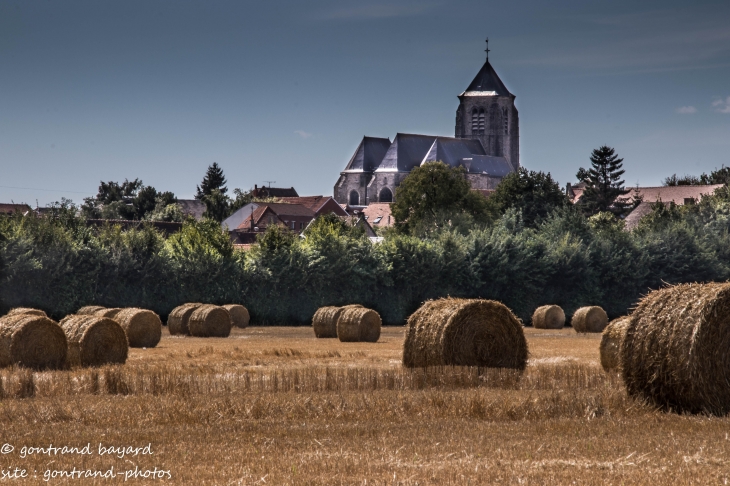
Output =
[
  {"x1": 502, "y1": 108, "x2": 509, "y2": 134},
  {"x1": 349, "y1": 190, "x2": 360, "y2": 206},
  {"x1": 383, "y1": 177, "x2": 388, "y2": 185},
  {"x1": 471, "y1": 109, "x2": 479, "y2": 132},
  {"x1": 478, "y1": 109, "x2": 485, "y2": 133},
  {"x1": 379, "y1": 187, "x2": 393, "y2": 203}
]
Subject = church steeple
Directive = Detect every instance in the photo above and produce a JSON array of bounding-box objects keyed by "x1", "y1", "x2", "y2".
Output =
[{"x1": 455, "y1": 41, "x2": 519, "y2": 171}]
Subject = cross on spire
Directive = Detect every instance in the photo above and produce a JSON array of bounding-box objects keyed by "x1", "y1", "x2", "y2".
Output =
[{"x1": 485, "y1": 38, "x2": 490, "y2": 61}]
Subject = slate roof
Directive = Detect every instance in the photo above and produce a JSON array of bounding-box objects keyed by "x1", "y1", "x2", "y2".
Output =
[
  {"x1": 343, "y1": 136, "x2": 391, "y2": 172},
  {"x1": 421, "y1": 138, "x2": 513, "y2": 176},
  {"x1": 253, "y1": 186, "x2": 299, "y2": 198},
  {"x1": 376, "y1": 133, "x2": 445, "y2": 172},
  {"x1": 177, "y1": 199, "x2": 206, "y2": 220},
  {"x1": 278, "y1": 196, "x2": 349, "y2": 216},
  {"x1": 461, "y1": 60, "x2": 513, "y2": 97}
]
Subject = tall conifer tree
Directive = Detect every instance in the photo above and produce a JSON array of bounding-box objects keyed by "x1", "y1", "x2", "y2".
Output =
[
  {"x1": 577, "y1": 146, "x2": 630, "y2": 216},
  {"x1": 195, "y1": 162, "x2": 228, "y2": 199}
]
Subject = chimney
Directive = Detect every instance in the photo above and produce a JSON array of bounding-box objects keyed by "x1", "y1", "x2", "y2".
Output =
[{"x1": 566, "y1": 182, "x2": 572, "y2": 197}]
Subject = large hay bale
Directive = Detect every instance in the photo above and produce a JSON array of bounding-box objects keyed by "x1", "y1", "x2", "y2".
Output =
[
  {"x1": 6, "y1": 308, "x2": 47, "y2": 317},
  {"x1": 337, "y1": 306, "x2": 381, "y2": 343},
  {"x1": 223, "y1": 304, "x2": 250, "y2": 329},
  {"x1": 188, "y1": 305, "x2": 231, "y2": 338},
  {"x1": 167, "y1": 303, "x2": 202, "y2": 335},
  {"x1": 571, "y1": 306, "x2": 608, "y2": 333},
  {"x1": 60, "y1": 315, "x2": 128, "y2": 367},
  {"x1": 77, "y1": 306, "x2": 106, "y2": 315},
  {"x1": 94, "y1": 308, "x2": 122, "y2": 319},
  {"x1": 532, "y1": 305, "x2": 565, "y2": 329},
  {"x1": 621, "y1": 282, "x2": 730, "y2": 415},
  {"x1": 600, "y1": 316, "x2": 630, "y2": 372},
  {"x1": 0, "y1": 314, "x2": 67, "y2": 370},
  {"x1": 114, "y1": 308, "x2": 162, "y2": 348},
  {"x1": 403, "y1": 298, "x2": 528, "y2": 369}
]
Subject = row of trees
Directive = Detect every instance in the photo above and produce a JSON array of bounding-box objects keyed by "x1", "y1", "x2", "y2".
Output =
[{"x1": 3, "y1": 184, "x2": 730, "y2": 325}]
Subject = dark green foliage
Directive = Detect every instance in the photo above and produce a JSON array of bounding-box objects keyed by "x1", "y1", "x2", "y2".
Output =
[
  {"x1": 3, "y1": 187, "x2": 730, "y2": 324},
  {"x1": 196, "y1": 162, "x2": 228, "y2": 199},
  {"x1": 664, "y1": 167, "x2": 730, "y2": 186},
  {"x1": 391, "y1": 162, "x2": 490, "y2": 235},
  {"x1": 202, "y1": 189, "x2": 231, "y2": 222},
  {"x1": 81, "y1": 179, "x2": 176, "y2": 221},
  {"x1": 485, "y1": 168, "x2": 568, "y2": 228},
  {"x1": 577, "y1": 146, "x2": 630, "y2": 216}
]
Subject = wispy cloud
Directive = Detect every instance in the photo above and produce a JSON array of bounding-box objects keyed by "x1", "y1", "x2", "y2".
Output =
[
  {"x1": 676, "y1": 106, "x2": 697, "y2": 114},
  {"x1": 315, "y1": 3, "x2": 438, "y2": 21},
  {"x1": 712, "y1": 97, "x2": 730, "y2": 114},
  {"x1": 294, "y1": 130, "x2": 312, "y2": 139}
]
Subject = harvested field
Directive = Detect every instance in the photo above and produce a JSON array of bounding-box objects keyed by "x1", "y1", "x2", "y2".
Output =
[{"x1": 0, "y1": 326, "x2": 728, "y2": 484}]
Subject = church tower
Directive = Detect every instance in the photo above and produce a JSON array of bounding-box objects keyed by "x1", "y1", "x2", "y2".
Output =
[{"x1": 455, "y1": 41, "x2": 519, "y2": 171}]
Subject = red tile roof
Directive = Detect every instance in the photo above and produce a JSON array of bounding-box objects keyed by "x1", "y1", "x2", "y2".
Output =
[
  {"x1": 278, "y1": 196, "x2": 348, "y2": 216},
  {"x1": 361, "y1": 203, "x2": 393, "y2": 227},
  {"x1": 617, "y1": 185, "x2": 723, "y2": 205},
  {"x1": 0, "y1": 203, "x2": 31, "y2": 215}
]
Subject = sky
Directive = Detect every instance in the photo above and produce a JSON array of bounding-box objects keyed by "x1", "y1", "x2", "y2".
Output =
[{"x1": 1, "y1": 0, "x2": 729, "y2": 206}]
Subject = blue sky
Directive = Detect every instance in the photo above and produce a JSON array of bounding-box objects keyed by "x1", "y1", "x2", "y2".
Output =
[{"x1": 1, "y1": 0, "x2": 729, "y2": 206}]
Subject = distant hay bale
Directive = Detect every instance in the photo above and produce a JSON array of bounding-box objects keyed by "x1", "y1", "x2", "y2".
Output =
[
  {"x1": 571, "y1": 306, "x2": 608, "y2": 333},
  {"x1": 600, "y1": 316, "x2": 630, "y2": 372},
  {"x1": 188, "y1": 305, "x2": 231, "y2": 338},
  {"x1": 0, "y1": 314, "x2": 67, "y2": 370},
  {"x1": 532, "y1": 305, "x2": 565, "y2": 329},
  {"x1": 403, "y1": 298, "x2": 528, "y2": 370},
  {"x1": 59, "y1": 315, "x2": 128, "y2": 367},
  {"x1": 223, "y1": 304, "x2": 250, "y2": 329},
  {"x1": 77, "y1": 306, "x2": 106, "y2": 316},
  {"x1": 114, "y1": 308, "x2": 162, "y2": 348},
  {"x1": 6, "y1": 308, "x2": 47, "y2": 317},
  {"x1": 337, "y1": 306, "x2": 381, "y2": 343},
  {"x1": 94, "y1": 308, "x2": 122, "y2": 318},
  {"x1": 621, "y1": 282, "x2": 730, "y2": 415},
  {"x1": 167, "y1": 304, "x2": 202, "y2": 336}
]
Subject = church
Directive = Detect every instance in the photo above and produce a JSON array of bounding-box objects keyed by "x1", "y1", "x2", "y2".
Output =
[{"x1": 333, "y1": 44, "x2": 520, "y2": 207}]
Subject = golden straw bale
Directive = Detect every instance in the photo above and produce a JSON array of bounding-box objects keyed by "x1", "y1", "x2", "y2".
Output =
[
  {"x1": 94, "y1": 308, "x2": 122, "y2": 318},
  {"x1": 600, "y1": 316, "x2": 630, "y2": 372},
  {"x1": 571, "y1": 306, "x2": 608, "y2": 333},
  {"x1": 114, "y1": 308, "x2": 162, "y2": 348},
  {"x1": 77, "y1": 306, "x2": 106, "y2": 315},
  {"x1": 167, "y1": 304, "x2": 202, "y2": 336},
  {"x1": 337, "y1": 306, "x2": 381, "y2": 343},
  {"x1": 621, "y1": 282, "x2": 730, "y2": 415},
  {"x1": 0, "y1": 314, "x2": 67, "y2": 370},
  {"x1": 59, "y1": 315, "x2": 128, "y2": 367},
  {"x1": 223, "y1": 304, "x2": 250, "y2": 329},
  {"x1": 532, "y1": 305, "x2": 565, "y2": 329},
  {"x1": 6, "y1": 308, "x2": 47, "y2": 317},
  {"x1": 188, "y1": 305, "x2": 231, "y2": 338},
  {"x1": 403, "y1": 298, "x2": 528, "y2": 369},
  {"x1": 312, "y1": 306, "x2": 343, "y2": 338}
]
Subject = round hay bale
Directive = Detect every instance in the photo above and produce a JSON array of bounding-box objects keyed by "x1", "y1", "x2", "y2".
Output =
[
  {"x1": 188, "y1": 305, "x2": 231, "y2": 338},
  {"x1": 403, "y1": 298, "x2": 528, "y2": 369},
  {"x1": 114, "y1": 308, "x2": 162, "y2": 348},
  {"x1": 167, "y1": 303, "x2": 202, "y2": 336},
  {"x1": 621, "y1": 282, "x2": 730, "y2": 415},
  {"x1": 6, "y1": 308, "x2": 47, "y2": 317},
  {"x1": 312, "y1": 306, "x2": 344, "y2": 338},
  {"x1": 223, "y1": 304, "x2": 250, "y2": 329},
  {"x1": 532, "y1": 305, "x2": 565, "y2": 329},
  {"x1": 600, "y1": 316, "x2": 630, "y2": 372},
  {"x1": 94, "y1": 308, "x2": 122, "y2": 319},
  {"x1": 77, "y1": 306, "x2": 106, "y2": 316},
  {"x1": 0, "y1": 314, "x2": 67, "y2": 370},
  {"x1": 571, "y1": 306, "x2": 608, "y2": 333},
  {"x1": 337, "y1": 306, "x2": 381, "y2": 343},
  {"x1": 60, "y1": 315, "x2": 128, "y2": 367}
]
